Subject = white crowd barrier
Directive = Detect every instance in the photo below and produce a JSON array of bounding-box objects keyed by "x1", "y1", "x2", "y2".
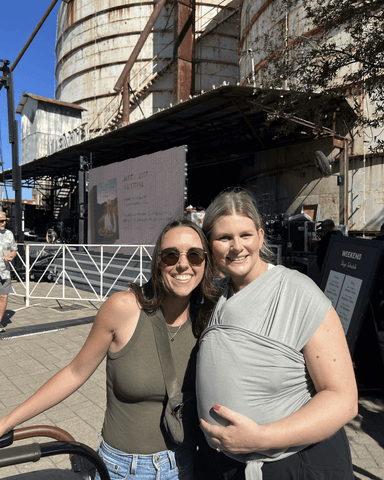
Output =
[{"x1": 10, "y1": 243, "x2": 154, "y2": 307}]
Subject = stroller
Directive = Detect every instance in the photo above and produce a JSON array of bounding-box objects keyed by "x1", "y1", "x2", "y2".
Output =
[{"x1": 0, "y1": 425, "x2": 110, "y2": 480}]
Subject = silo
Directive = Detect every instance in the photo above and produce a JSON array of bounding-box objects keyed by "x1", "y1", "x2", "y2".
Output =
[
  {"x1": 55, "y1": 0, "x2": 240, "y2": 132},
  {"x1": 239, "y1": 0, "x2": 317, "y2": 90},
  {"x1": 238, "y1": 0, "x2": 384, "y2": 233}
]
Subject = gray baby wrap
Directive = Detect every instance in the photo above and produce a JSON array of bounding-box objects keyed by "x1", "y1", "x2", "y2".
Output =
[{"x1": 196, "y1": 265, "x2": 331, "y2": 480}]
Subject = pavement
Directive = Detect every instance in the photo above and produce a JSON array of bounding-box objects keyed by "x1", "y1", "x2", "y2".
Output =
[{"x1": 0, "y1": 281, "x2": 383, "y2": 479}]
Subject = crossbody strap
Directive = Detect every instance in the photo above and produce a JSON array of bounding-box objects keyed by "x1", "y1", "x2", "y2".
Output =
[{"x1": 151, "y1": 316, "x2": 181, "y2": 399}]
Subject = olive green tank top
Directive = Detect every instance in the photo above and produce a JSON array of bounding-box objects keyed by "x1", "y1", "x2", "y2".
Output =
[{"x1": 102, "y1": 309, "x2": 198, "y2": 454}]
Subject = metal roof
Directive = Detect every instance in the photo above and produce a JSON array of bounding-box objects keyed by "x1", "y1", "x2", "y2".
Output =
[
  {"x1": 16, "y1": 92, "x2": 86, "y2": 115},
  {"x1": 5, "y1": 85, "x2": 356, "y2": 183}
]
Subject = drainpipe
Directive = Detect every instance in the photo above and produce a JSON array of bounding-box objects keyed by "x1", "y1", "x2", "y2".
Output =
[{"x1": 338, "y1": 138, "x2": 349, "y2": 226}]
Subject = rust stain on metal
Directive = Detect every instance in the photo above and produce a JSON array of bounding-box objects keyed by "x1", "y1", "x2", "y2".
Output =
[
  {"x1": 57, "y1": 0, "x2": 240, "y2": 128},
  {"x1": 173, "y1": 0, "x2": 194, "y2": 104},
  {"x1": 66, "y1": 0, "x2": 75, "y2": 29}
]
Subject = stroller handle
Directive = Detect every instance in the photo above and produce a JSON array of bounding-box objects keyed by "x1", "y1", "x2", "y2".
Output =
[{"x1": 0, "y1": 428, "x2": 110, "y2": 480}]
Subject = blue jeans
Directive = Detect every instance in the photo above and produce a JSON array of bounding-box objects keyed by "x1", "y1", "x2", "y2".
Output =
[{"x1": 94, "y1": 437, "x2": 195, "y2": 480}]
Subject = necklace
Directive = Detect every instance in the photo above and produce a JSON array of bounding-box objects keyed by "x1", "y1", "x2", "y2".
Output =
[{"x1": 167, "y1": 324, "x2": 182, "y2": 342}]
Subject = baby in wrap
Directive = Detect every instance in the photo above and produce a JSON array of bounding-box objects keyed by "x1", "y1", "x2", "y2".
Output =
[{"x1": 197, "y1": 266, "x2": 331, "y2": 479}]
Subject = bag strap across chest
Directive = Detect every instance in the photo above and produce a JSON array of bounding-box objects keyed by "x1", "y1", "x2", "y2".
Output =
[{"x1": 151, "y1": 317, "x2": 180, "y2": 399}]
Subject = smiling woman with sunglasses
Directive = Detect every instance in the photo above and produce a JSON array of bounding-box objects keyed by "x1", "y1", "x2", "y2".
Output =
[{"x1": 0, "y1": 218, "x2": 217, "y2": 480}]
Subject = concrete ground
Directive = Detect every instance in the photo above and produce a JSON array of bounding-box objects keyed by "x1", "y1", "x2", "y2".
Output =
[{"x1": 0, "y1": 280, "x2": 383, "y2": 479}]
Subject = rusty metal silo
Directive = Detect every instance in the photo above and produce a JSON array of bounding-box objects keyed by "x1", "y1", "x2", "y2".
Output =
[{"x1": 55, "y1": 0, "x2": 240, "y2": 133}]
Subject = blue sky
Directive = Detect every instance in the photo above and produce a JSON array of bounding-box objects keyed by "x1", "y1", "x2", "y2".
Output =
[{"x1": 0, "y1": 0, "x2": 61, "y2": 200}]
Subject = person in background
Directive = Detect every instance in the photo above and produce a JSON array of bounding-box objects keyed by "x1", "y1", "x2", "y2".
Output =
[
  {"x1": 316, "y1": 219, "x2": 343, "y2": 271},
  {"x1": 0, "y1": 210, "x2": 17, "y2": 333},
  {"x1": 185, "y1": 205, "x2": 205, "y2": 227},
  {"x1": 0, "y1": 218, "x2": 216, "y2": 479},
  {"x1": 197, "y1": 188, "x2": 357, "y2": 480}
]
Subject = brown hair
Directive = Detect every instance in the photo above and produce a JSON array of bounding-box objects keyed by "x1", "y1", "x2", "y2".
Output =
[
  {"x1": 202, "y1": 187, "x2": 275, "y2": 263},
  {"x1": 129, "y1": 218, "x2": 217, "y2": 335}
]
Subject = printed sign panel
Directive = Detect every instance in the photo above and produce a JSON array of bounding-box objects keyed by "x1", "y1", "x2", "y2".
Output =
[
  {"x1": 88, "y1": 146, "x2": 187, "y2": 249},
  {"x1": 320, "y1": 236, "x2": 384, "y2": 354}
]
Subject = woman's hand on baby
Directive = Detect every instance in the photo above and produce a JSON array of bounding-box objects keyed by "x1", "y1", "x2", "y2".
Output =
[{"x1": 200, "y1": 405, "x2": 269, "y2": 454}]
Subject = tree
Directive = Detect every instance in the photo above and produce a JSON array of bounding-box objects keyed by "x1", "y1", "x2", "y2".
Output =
[{"x1": 247, "y1": 0, "x2": 384, "y2": 151}]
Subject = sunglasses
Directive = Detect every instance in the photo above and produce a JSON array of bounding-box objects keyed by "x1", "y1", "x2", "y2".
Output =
[{"x1": 159, "y1": 248, "x2": 206, "y2": 266}]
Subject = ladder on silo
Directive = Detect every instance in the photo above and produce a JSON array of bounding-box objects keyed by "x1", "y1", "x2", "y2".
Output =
[{"x1": 99, "y1": 59, "x2": 174, "y2": 134}]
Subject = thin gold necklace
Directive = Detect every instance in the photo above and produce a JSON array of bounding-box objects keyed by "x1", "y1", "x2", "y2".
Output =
[{"x1": 167, "y1": 324, "x2": 182, "y2": 342}]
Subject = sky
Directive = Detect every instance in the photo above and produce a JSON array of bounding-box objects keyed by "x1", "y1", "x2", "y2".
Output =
[{"x1": 0, "y1": 0, "x2": 61, "y2": 200}]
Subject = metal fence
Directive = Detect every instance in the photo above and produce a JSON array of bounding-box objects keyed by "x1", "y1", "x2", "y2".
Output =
[
  {"x1": 10, "y1": 243, "x2": 154, "y2": 307},
  {"x1": 10, "y1": 242, "x2": 284, "y2": 307}
]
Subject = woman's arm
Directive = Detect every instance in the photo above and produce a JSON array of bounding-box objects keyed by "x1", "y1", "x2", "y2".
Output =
[
  {"x1": 0, "y1": 291, "x2": 140, "y2": 437},
  {"x1": 200, "y1": 306, "x2": 358, "y2": 454}
]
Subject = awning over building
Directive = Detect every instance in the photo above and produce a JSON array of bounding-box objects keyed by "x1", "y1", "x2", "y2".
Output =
[{"x1": 4, "y1": 85, "x2": 356, "y2": 183}]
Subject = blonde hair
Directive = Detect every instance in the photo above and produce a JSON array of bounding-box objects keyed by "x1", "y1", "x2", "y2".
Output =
[{"x1": 202, "y1": 188, "x2": 275, "y2": 263}]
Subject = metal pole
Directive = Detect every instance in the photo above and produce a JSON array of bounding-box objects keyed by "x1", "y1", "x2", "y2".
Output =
[
  {"x1": 62, "y1": 245, "x2": 65, "y2": 298},
  {"x1": 100, "y1": 245, "x2": 104, "y2": 300},
  {"x1": 25, "y1": 244, "x2": 30, "y2": 307},
  {"x1": 2, "y1": 0, "x2": 59, "y2": 241},
  {"x1": 79, "y1": 156, "x2": 88, "y2": 244},
  {"x1": 173, "y1": 0, "x2": 194, "y2": 104},
  {"x1": 0, "y1": 61, "x2": 23, "y2": 242},
  {"x1": 10, "y1": 0, "x2": 59, "y2": 71},
  {"x1": 338, "y1": 141, "x2": 349, "y2": 226},
  {"x1": 122, "y1": 75, "x2": 131, "y2": 126},
  {"x1": 343, "y1": 138, "x2": 349, "y2": 228}
]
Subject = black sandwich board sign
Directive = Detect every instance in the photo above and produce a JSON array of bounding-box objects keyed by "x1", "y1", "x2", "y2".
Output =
[{"x1": 320, "y1": 236, "x2": 384, "y2": 356}]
